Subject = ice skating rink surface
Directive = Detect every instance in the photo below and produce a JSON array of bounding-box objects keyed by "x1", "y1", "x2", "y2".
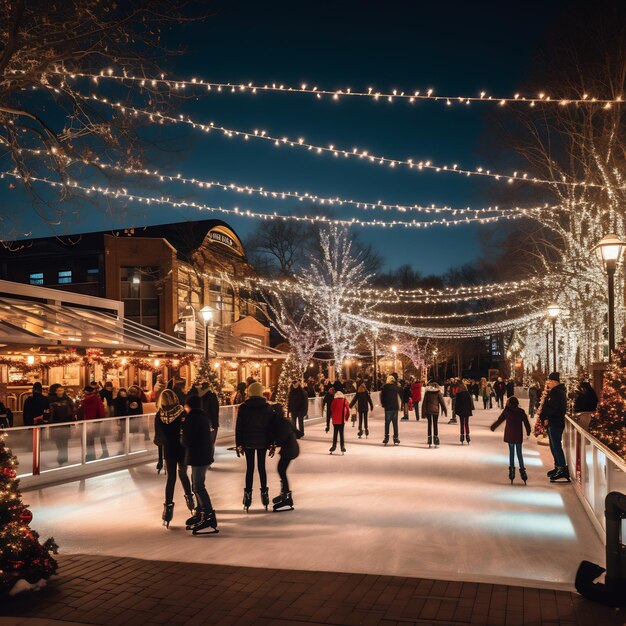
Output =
[{"x1": 24, "y1": 404, "x2": 603, "y2": 591}]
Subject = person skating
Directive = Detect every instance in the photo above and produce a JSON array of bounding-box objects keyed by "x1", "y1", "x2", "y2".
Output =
[
  {"x1": 47, "y1": 384, "x2": 75, "y2": 465},
  {"x1": 287, "y1": 380, "x2": 308, "y2": 438},
  {"x1": 448, "y1": 379, "x2": 459, "y2": 424},
  {"x1": 401, "y1": 381, "x2": 411, "y2": 420},
  {"x1": 505, "y1": 379, "x2": 515, "y2": 399},
  {"x1": 235, "y1": 382, "x2": 274, "y2": 510},
  {"x1": 80, "y1": 385, "x2": 107, "y2": 461},
  {"x1": 323, "y1": 386, "x2": 335, "y2": 424},
  {"x1": 490, "y1": 396, "x2": 531, "y2": 484},
  {"x1": 182, "y1": 395, "x2": 218, "y2": 534},
  {"x1": 380, "y1": 375, "x2": 402, "y2": 445},
  {"x1": 270, "y1": 404, "x2": 299, "y2": 511},
  {"x1": 22, "y1": 382, "x2": 49, "y2": 426},
  {"x1": 542, "y1": 373, "x2": 570, "y2": 482},
  {"x1": 528, "y1": 382, "x2": 540, "y2": 418},
  {"x1": 154, "y1": 389, "x2": 194, "y2": 528},
  {"x1": 454, "y1": 382, "x2": 474, "y2": 444},
  {"x1": 349, "y1": 383, "x2": 373, "y2": 438},
  {"x1": 493, "y1": 377, "x2": 506, "y2": 409},
  {"x1": 421, "y1": 382, "x2": 447, "y2": 448},
  {"x1": 326, "y1": 390, "x2": 350, "y2": 453},
  {"x1": 410, "y1": 378, "x2": 422, "y2": 420}
]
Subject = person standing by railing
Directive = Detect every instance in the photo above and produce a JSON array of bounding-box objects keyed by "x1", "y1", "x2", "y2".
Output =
[
  {"x1": 22, "y1": 382, "x2": 48, "y2": 427},
  {"x1": 542, "y1": 372, "x2": 570, "y2": 483},
  {"x1": 154, "y1": 389, "x2": 194, "y2": 528},
  {"x1": 79, "y1": 386, "x2": 107, "y2": 461},
  {"x1": 47, "y1": 384, "x2": 75, "y2": 466}
]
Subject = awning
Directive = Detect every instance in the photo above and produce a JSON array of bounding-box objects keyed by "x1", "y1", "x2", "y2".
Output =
[
  {"x1": 196, "y1": 325, "x2": 287, "y2": 360},
  {"x1": 0, "y1": 297, "x2": 198, "y2": 354}
]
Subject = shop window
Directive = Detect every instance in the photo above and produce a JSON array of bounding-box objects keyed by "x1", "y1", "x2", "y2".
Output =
[
  {"x1": 29, "y1": 272, "x2": 44, "y2": 285},
  {"x1": 120, "y1": 266, "x2": 160, "y2": 329},
  {"x1": 86, "y1": 268, "x2": 99, "y2": 283},
  {"x1": 58, "y1": 270, "x2": 72, "y2": 284}
]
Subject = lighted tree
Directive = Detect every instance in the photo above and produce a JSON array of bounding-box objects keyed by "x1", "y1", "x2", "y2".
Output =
[
  {"x1": 275, "y1": 351, "x2": 302, "y2": 405},
  {"x1": 0, "y1": 433, "x2": 58, "y2": 594},
  {"x1": 589, "y1": 345, "x2": 626, "y2": 459},
  {"x1": 193, "y1": 357, "x2": 220, "y2": 393}
]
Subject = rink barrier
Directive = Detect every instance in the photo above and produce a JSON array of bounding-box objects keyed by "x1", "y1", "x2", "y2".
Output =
[
  {"x1": 564, "y1": 414, "x2": 626, "y2": 543},
  {"x1": 4, "y1": 392, "x2": 378, "y2": 490}
]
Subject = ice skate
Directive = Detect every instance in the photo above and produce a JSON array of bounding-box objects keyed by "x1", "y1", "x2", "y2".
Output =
[
  {"x1": 550, "y1": 466, "x2": 571, "y2": 483},
  {"x1": 261, "y1": 488, "x2": 270, "y2": 511},
  {"x1": 185, "y1": 510, "x2": 200, "y2": 529},
  {"x1": 466, "y1": 434, "x2": 471, "y2": 445},
  {"x1": 191, "y1": 509, "x2": 219, "y2": 535},
  {"x1": 340, "y1": 446, "x2": 346, "y2": 455},
  {"x1": 547, "y1": 467, "x2": 558, "y2": 477},
  {"x1": 509, "y1": 466, "x2": 515, "y2": 484},
  {"x1": 434, "y1": 436, "x2": 440, "y2": 448},
  {"x1": 329, "y1": 445, "x2": 336, "y2": 454},
  {"x1": 365, "y1": 429, "x2": 369, "y2": 438},
  {"x1": 448, "y1": 418, "x2": 457, "y2": 425},
  {"x1": 393, "y1": 437, "x2": 400, "y2": 446},
  {"x1": 382, "y1": 435, "x2": 389, "y2": 446},
  {"x1": 358, "y1": 430, "x2": 363, "y2": 439},
  {"x1": 273, "y1": 491, "x2": 294, "y2": 512},
  {"x1": 184, "y1": 493, "x2": 195, "y2": 513},
  {"x1": 427, "y1": 436, "x2": 432, "y2": 448},
  {"x1": 460, "y1": 434, "x2": 465, "y2": 445},
  {"x1": 520, "y1": 467, "x2": 528, "y2": 485},
  {"x1": 162, "y1": 502, "x2": 174, "y2": 528},
  {"x1": 243, "y1": 489, "x2": 252, "y2": 512}
]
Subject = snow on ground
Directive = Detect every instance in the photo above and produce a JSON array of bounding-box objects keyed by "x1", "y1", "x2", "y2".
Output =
[{"x1": 23, "y1": 404, "x2": 603, "y2": 591}]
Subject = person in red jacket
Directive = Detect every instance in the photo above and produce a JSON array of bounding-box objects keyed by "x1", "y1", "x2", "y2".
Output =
[
  {"x1": 490, "y1": 396, "x2": 531, "y2": 485},
  {"x1": 80, "y1": 385, "x2": 107, "y2": 461},
  {"x1": 325, "y1": 391, "x2": 350, "y2": 454},
  {"x1": 410, "y1": 379, "x2": 422, "y2": 421}
]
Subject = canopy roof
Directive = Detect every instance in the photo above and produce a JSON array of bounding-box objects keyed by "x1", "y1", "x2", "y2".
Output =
[{"x1": 0, "y1": 296, "x2": 197, "y2": 354}]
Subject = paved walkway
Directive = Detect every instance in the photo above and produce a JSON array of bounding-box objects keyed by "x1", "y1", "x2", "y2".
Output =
[
  {"x1": 20, "y1": 405, "x2": 603, "y2": 591},
  {"x1": 2, "y1": 554, "x2": 624, "y2": 626}
]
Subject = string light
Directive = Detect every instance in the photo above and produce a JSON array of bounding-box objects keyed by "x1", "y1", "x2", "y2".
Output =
[
  {"x1": 0, "y1": 170, "x2": 536, "y2": 230},
  {"x1": 78, "y1": 93, "x2": 617, "y2": 189},
  {"x1": 367, "y1": 300, "x2": 536, "y2": 320},
  {"x1": 55, "y1": 68, "x2": 624, "y2": 109}
]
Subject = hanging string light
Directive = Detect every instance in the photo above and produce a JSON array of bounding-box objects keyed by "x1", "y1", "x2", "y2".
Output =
[
  {"x1": 53, "y1": 68, "x2": 624, "y2": 109},
  {"x1": 366, "y1": 300, "x2": 536, "y2": 320}
]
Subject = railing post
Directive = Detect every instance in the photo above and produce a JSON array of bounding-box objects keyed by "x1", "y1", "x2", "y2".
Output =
[
  {"x1": 81, "y1": 421, "x2": 87, "y2": 464},
  {"x1": 124, "y1": 416, "x2": 130, "y2": 456},
  {"x1": 32, "y1": 427, "x2": 41, "y2": 476}
]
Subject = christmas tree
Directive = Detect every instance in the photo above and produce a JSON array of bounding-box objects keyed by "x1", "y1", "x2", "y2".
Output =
[
  {"x1": 275, "y1": 352, "x2": 302, "y2": 405},
  {"x1": 0, "y1": 432, "x2": 58, "y2": 595},
  {"x1": 589, "y1": 345, "x2": 626, "y2": 460},
  {"x1": 193, "y1": 357, "x2": 220, "y2": 392},
  {"x1": 533, "y1": 385, "x2": 549, "y2": 440}
]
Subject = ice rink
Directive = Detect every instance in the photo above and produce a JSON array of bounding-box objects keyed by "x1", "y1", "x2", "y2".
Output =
[{"x1": 23, "y1": 404, "x2": 603, "y2": 591}]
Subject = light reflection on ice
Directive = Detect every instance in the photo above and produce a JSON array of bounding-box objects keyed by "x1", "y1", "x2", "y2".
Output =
[
  {"x1": 493, "y1": 490, "x2": 565, "y2": 509},
  {"x1": 479, "y1": 454, "x2": 543, "y2": 467}
]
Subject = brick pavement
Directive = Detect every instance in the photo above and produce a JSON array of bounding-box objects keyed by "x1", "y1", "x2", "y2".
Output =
[{"x1": 1, "y1": 554, "x2": 624, "y2": 626}]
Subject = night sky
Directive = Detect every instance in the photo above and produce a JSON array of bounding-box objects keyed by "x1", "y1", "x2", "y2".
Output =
[{"x1": 1, "y1": 0, "x2": 568, "y2": 274}]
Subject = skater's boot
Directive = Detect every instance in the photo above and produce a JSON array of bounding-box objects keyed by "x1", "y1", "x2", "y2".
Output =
[
  {"x1": 162, "y1": 502, "x2": 174, "y2": 528},
  {"x1": 273, "y1": 482, "x2": 287, "y2": 504},
  {"x1": 191, "y1": 509, "x2": 219, "y2": 535},
  {"x1": 520, "y1": 467, "x2": 528, "y2": 485},
  {"x1": 547, "y1": 466, "x2": 558, "y2": 477},
  {"x1": 185, "y1": 509, "x2": 200, "y2": 529},
  {"x1": 365, "y1": 429, "x2": 369, "y2": 438},
  {"x1": 243, "y1": 489, "x2": 252, "y2": 511},
  {"x1": 393, "y1": 437, "x2": 400, "y2": 446},
  {"x1": 434, "y1": 436, "x2": 440, "y2": 448},
  {"x1": 466, "y1": 434, "x2": 471, "y2": 445},
  {"x1": 184, "y1": 493, "x2": 195, "y2": 513},
  {"x1": 340, "y1": 445, "x2": 346, "y2": 454},
  {"x1": 509, "y1": 466, "x2": 516, "y2": 484},
  {"x1": 273, "y1": 491, "x2": 294, "y2": 512},
  {"x1": 550, "y1": 466, "x2": 571, "y2": 483},
  {"x1": 329, "y1": 445, "x2": 336, "y2": 454},
  {"x1": 382, "y1": 435, "x2": 389, "y2": 446},
  {"x1": 358, "y1": 429, "x2": 363, "y2": 439},
  {"x1": 261, "y1": 487, "x2": 270, "y2": 510},
  {"x1": 427, "y1": 436, "x2": 432, "y2": 448},
  {"x1": 460, "y1": 434, "x2": 465, "y2": 445}
]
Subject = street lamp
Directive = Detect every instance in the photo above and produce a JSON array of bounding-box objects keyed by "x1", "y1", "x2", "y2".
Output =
[
  {"x1": 391, "y1": 344, "x2": 397, "y2": 373},
  {"x1": 433, "y1": 348, "x2": 438, "y2": 382},
  {"x1": 547, "y1": 303, "x2": 560, "y2": 372},
  {"x1": 372, "y1": 328, "x2": 379, "y2": 391},
  {"x1": 595, "y1": 233, "x2": 625, "y2": 362},
  {"x1": 199, "y1": 305, "x2": 213, "y2": 360}
]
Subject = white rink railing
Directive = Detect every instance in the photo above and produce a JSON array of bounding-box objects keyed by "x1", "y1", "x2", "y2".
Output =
[
  {"x1": 564, "y1": 414, "x2": 626, "y2": 542},
  {"x1": 5, "y1": 392, "x2": 377, "y2": 489}
]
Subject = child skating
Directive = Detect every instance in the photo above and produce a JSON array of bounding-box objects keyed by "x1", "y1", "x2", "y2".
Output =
[{"x1": 490, "y1": 396, "x2": 531, "y2": 485}]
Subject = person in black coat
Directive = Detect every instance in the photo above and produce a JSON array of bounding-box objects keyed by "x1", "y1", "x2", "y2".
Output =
[
  {"x1": 401, "y1": 381, "x2": 411, "y2": 420},
  {"x1": 287, "y1": 380, "x2": 308, "y2": 438},
  {"x1": 99, "y1": 382, "x2": 114, "y2": 414},
  {"x1": 573, "y1": 381, "x2": 598, "y2": 413},
  {"x1": 47, "y1": 383, "x2": 75, "y2": 465},
  {"x1": 0, "y1": 400, "x2": 14, "y2": 428},
  {"x1": 542, "y1": 373, "x2": 570, "y2": 482},
  {"x1": 349, "y1": 383, "x2": 373, "y2": 438},
  {"x1": 154, "y1": 389, "x2": 193, "y2": 528},
  {"x1": 22, "y1": 382, "x2": 48, "y2": 426},
  {"x1": 454, "y1": 382, "x2": 474, "y2": 444},
  {"x1": 269, "y1": 403, "x2": 299, "y2": 511},
  {"x1": 380, "y1": 376, "x2": 402, "y2": 445},
  {"x1": 235, "y1": 382, "x2": 274, "y2": 510},
  {"x1": 182, "y1": 395, "x2": 218, "y2": 533}
]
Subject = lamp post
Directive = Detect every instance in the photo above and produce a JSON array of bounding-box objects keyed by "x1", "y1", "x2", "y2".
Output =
[
  {"x1": 595, "y1": 234, "x2": 625, "y2": 362},
  {"x1": 392, "y1": 344, "x2": 397, "y2": 374},
  {"x1": 433, "y1": 348, "x2": 438, "y2": 382},
  {"x1": 547, "y1": 303, "x2": 560, "y2": 372},
  {"x1": 199, "y1": 305, "x2": 213, "y2": 360},
  {"x1": 372, "y1": 329, "x2": 379, "y2": 391}
]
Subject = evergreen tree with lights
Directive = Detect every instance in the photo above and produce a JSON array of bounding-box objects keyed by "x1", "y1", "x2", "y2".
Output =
[
  {"x1": 589, "y1": 345, "x2": 626, "y2": 460},
  {"x1": 533, "y1": 385, "x2": 549, "y2": 440},
  {"x1": 276, "y1": 352, "x2": 302, "y2": 405},
  {"x1": 0, "y1": 433, "x2": 58, "y2": 595},
  {"x1": 193, "y1": 357, "x2": 220, "y2": 392}
]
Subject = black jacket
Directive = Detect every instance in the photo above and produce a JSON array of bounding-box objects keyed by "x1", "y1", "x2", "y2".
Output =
[
  {"x1": 127, "y1": 395, "x2": 143, "y2": 416},
  {"x1": 454, "y1": 390, "x2": 474, "y2": 418},
  {"x1": 113, "y1": 396, "x2": 129, "y2": 417},
  {"x1": 271, "y1": 407, "x2": 299, "y2": 460},
  {"x1": 287, "y1": 386, "x2": 308, "y2": 416},
  {"x1": 154, "y1": 412, "x2": 186, "y2": 461},
  {"x1": 236, "y1": 396, "x2": 274, "y2": 449},
  {"x1": 48, "y1": 395, "x2": 75, "y2": 424},
  {"x1": 421, "y1": 387, "x2": 447, "y2": 417},
  {"x1": 380, "y1": 383, "x2": 401, "y2": 411},
  {"x1": 22, "y1": 393, "x2": 49, "y2": 426},
  {"x1": 0, "y1": 402, "x2": 14, "y2": 428},
  {"x1": 505, "y1": 381, "x2": 515, "y2": 397},
  {"x1": 100, "y1": 389, "x2": 114, "y2": 407},
  {"x1": 402, "y1": 385, "x2": 411, "y2": 403},
  {"x1": 350, "y1": 391, "x2": 373, "y2": 413},
  {"x1": 182, "y1": 408, "x2": 214, "y2": 466},
  {"x1": 543, "y1": 383, "x2": 567, "y2": 427},
  {"x1": 574, "y1": 386, "x2": 598, "y2": 413}
]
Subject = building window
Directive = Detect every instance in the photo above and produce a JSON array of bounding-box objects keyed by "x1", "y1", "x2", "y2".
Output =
[
  {"x1": 29, "y1": 272, "x2": 44, "y2": 285},
  {"x1": 121, "y1": 266, "x2": 160, "y2": 329},
  {"x1": 58, "y1": 270, "x2": 72, "y2": 284},
  {"x1": 86, "y1": 268, "x2": 99, "y2": 283}
]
